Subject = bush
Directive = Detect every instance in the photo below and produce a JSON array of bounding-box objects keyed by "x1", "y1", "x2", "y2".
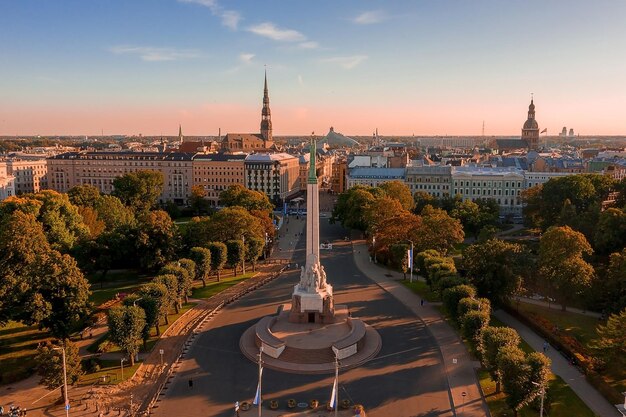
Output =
[
  {"x1": 461, "y1": 310, "x2": 490, "y2": 342},
  {"x1": 443, "y1": 285, "x2": 476, "y2": 318},
  {"x1": 436, "y1": 275, "x2": 467, "y2": 294}
]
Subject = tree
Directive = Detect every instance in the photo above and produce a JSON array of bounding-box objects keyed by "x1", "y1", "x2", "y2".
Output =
[
  {"x1": 419, "y1": 206, "x2": 464, "y2": 254},
  {"x1": 183, "y1": 217, "x2": 212, "y2": 249},
  {"x1": 463, "y1": 239, "x2": 524, "y2": 305},
  {"x1": 250, "y1": 209, "x2": 276, "y2": 242},
  {"x1": 451, "y1": 199, "x2": 498, "y2": 239},
  {"x1": 93, "y1": 195, "x2": 136, "y2": 230},
  {"x1": 219, "y1": 184, "x2": 274, "y2": 212},
  {"x1": 591, "y1": 307, "x2": 626, "y2": 363},
  {"x1": 245, "y1": 237, "x2": 265, "y2": 271},
  {"x1": 205, "y1": 206, "x2": 266, "y2": 242},
  {"x1": 107, "y1": 305, "x2": 146, "y2": 365},
  {"x1": 413, "y1": 191, "x2": 435, "y2": 215},
  {"x1": 365, "y1": 196, "x2": 406, "y2": 234},
  {"x1": 154, "y1": 274, "x2": 179, "y2": 317},
  {"x1": 112, "y1": 170, "x2": 164, "y2": 212},
  {"x1": 442, "y1": 285, "x2": 476, "y2": 318},
  {"x1": 331, "y1": 186, "x2": 376, "y2": 231},
  {"x1": 373, "y1": 211, "x2": 422, "y2": 253},
  {"x1": 24, "y1": 251, "x2": 91, "y2": 339},
  {"x1": 68, "y1": 184, "x2": 101, "y2": 208},
  {"x1": 460, "y1": 310, "x2": 490, "y2": 342},
  {"x1": 539, "y1": 226, "x2": 595, "y2": 310},
  {"x1": 521, "y1": 185, "x2": 543, "y2": 228},
  {"x1": 226, "y1": 240, "x2": 244, "y2": 275},
  {"x1": 124, "y1": 295, "x2": 158, "y2": 346},
  {"x1": 478, "y1": 326, "x2": 521, "y2": 393},
  {"x1": 458, "y1": 297, "x2": 491, "y2": 317},
  {"x1": 378, "y1": 180, "x2": 414, "y2": 211},
  {"x1": 189, "y1": 247, "x2": 212, "y2": 287},
  {"x1": 189, "y1": 185, "x2": 209, "y2": 215},
  {"x1": 78, "y1": 206, "x2": 106, "y2": 238},
  {"x1": 207, "y1": 242, "x2": 227, "y2": 281},
  {"x1": 137, "y1": 283, "x2": 169, "y2": 335},
  {"x1": 159, "y1": 263, "x2": 192, "y2": 306},
  {"x1": 389, "y1": 243, "x2": 410, "y2": 279},
  {"x1": 178, "y1": 258, "x2": 197, "y2": 285},
  {"x1": 594, "y1": 208, "x2": 626, "y2": 255},
  {"x1": 604, "y1": 249, "x2": 626, "y2": 313},
  {"x1": 136, "y1": 210, "x2": 180, "y2": 270},
  {"x1": 36, "y1": 340, "x2": 83, "y2": 390},
  {"x1": 497, "y1": 346, "x2": 550, "y2": 416}
]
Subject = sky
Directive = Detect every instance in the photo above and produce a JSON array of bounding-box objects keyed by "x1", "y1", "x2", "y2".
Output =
[{"x1": 1, "y1": 0, "x2": 626, "y2": 137}]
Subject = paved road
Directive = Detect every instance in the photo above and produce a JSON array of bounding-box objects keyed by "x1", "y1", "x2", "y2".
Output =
[{"x1": 152, "y1": 216, "x2": 455, "y2": 417}]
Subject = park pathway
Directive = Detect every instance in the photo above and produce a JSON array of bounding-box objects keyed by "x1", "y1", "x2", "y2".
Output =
[
  {"x1": 493, "y1": 309, "x2": 620, "y2": 417},
  {"x1": 351, "y1": 238, "x2": 490, "y2": 417}
]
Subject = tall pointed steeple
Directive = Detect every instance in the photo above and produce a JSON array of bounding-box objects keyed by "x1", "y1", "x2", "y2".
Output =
[
  {"x1": 178, "y1": 124, "x2": 184, "y2": 143},
  {"x1": 260, "y1": 70, "x2": 273, "y2": 142}
]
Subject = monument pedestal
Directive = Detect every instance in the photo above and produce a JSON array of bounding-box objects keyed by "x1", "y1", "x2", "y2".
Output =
[{"x1": 289, "y1": 287, "x2": 335, "y2": 324}]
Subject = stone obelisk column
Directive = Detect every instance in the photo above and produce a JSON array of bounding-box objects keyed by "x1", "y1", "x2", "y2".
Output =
[{"x1": 306, "y1": 136, "x2": 320, "y2": 268}]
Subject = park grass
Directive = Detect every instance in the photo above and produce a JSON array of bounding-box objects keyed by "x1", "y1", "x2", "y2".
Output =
[
  {"x1": 191, "y1": 272, "x2": 257, "y2": 299},
  {"x1": 0, "y1": 321, "x2": 53, "y2": 384},
  {"x1": 478, "y1": 369, "x2": 598, "y2": 417},
  {"x1": 401, "y1": 280, "x2": 441, "y2": 303},
  {"x1": 515, "y1": 301, "x2": 600, "y2": 346},
  {"x1": 89, "y1": 282, "x2": 143, "y2": 308},
  {"x1": 78, "y1": 359, "x2": 141, "y2": 386}
]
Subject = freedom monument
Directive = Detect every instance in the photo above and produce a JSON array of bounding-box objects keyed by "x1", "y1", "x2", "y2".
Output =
[{"x1": 240, "y1": 136, "x2": 381, "y2": 374}]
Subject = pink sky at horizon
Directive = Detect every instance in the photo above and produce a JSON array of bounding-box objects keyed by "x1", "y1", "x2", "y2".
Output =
[{"x1": 2, "y1": 99, "x2": 626, "y2": 137}]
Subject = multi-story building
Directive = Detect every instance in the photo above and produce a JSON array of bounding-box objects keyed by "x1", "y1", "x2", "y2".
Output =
[
  {"x1": 452, "y1": 167, "x2": 525, "y2": 215},
  {"x1": 331, "y1": 158, "x2": 347, "y2": 194},
  {"x1": 0, "y1": 163, "x2": 16, "y2": 201},
  {"x1": 405, "y1": 165, "x2": 452, "y2": 197},
  {"x1": 298, "y1": 154, "x2": 310, "y2": 192},
  {"x1": 192, "y1": 153, "x2": 246, "y2": 206},
  {"x1": 5, "y1": 157, "x2": 48, "y2": 194},
  {"x1": 346, "y1": 167, "x2": 405, "y2": 189},
  {"x1": 523, "y1": 171, "x2": 579, "y2": 189},
  {"x1": 47, "y1": 151, "x2": 194, "y2": 204},
  {"x1": 244, "y1": 153, "x2": 300, "y2": 204}
]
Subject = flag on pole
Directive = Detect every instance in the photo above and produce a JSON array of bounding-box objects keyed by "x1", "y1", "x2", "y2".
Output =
[
  {"x1": 407, "y1": 248, "x2": 413, "y2": 266},
  {"x1": 253, "y1": 372, "x2": 262, "y2": 405},
  {"x1": 329, "y1": 374, "x2": 338, "y2": 409}
]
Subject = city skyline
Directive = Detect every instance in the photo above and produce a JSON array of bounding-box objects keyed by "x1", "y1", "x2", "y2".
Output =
[{"x1": 2, "y1": 0, "x2": 626, "y2": 136}]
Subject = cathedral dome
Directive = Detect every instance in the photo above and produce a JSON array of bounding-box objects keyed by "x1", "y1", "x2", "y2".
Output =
[{"x1": 523, "y1": 119, "x2": 538, "y2": 130}]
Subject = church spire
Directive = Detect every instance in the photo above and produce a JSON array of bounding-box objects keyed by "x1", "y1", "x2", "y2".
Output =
[
  {"x1": 260, "y1": 70, "x2": 272, "y2": 142},
  {"x1": 178, "y1": 124, "x2": 183, "y2": 142}
]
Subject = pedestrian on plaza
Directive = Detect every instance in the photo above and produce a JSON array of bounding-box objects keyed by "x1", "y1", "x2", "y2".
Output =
[
  {"x1": 188, "y1": 378, "x2": 193, "y2": 389},
  {"x1": 543, "y1": 341, "x2": 549, "y2": 353},
  {"x1": 420, "y1": 299, "x2": 424, "y2": 306}
]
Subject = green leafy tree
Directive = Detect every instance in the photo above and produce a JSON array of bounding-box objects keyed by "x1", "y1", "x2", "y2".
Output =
[
  {"x1": 189, "y1": 247, "x2": 212, "y2": 287},
  {"x1": 159, "y1": 263, "x2": 192, "y2": 307},
  {"x1": 365, "y1": 196, "x2": 406, "y2": 234},
  {"x1": 604, "y1": 249, "x2": 626, "y2": 313},
  {"x1": 112, "y1": 170, "x2": 164, "y2": 212},
  {"x1": 245, "y1": 237, "x2": 265, "y2": 271},
  {"x1": 591, "y1": 307, "x2": 626, "y2": 362},
  {"x1": 331, "y1": 186, "x2": 376, "y2": 230},
  {"x1": 416, "y1": 249, "x2": 441, "y2": 277},
  {"x1": 107, "y1": 305, "x2": 146, "y2": 365},
  {"x1": 68, "y1": 184, "x2": 101, "y2": 208},
  {"x1": 378, "y1": 180, "x2": 414, "y2": 211},
  {"x1": 539, "y1": 226, "x2": 595, "y2": 310},
  {"x1": 154, "y1": 274, "x2": 179, "y2": 317},
  {"x1": 136, "y1": 210, "x2": 180, "y2": 270},
  {"x1": 93, "y1": 195, "x2": 136, "y2": 230},
  {"x1": 594, "y1": 208, "x2": 626, "y2": 255},
  {"x1": 458, "y1": 297, "x2": 491, "y2": 317},
  {"x1": 178, "y1": 258, "x2": 197, "y2": 285},
  {"x1": 478, "y1": 326, "x2": 521, "y2": 393},
  {"x1": 137, "y1": 282, "x2": 169, "y2": 335},
  {"x1": 124, "y1": 294, "x2": 159, "y2": 345},
  {"x1": 463, "y1": 239, "x2": 525, "y2": 305},
  {"x1": 226, "y1": 240, "x2": 244, "y2": 276},
  {"x1": 413, "y1": 191, "x2": 435, "y2": 214},
  {"x1": 460, "y1": 310, "x2": 490, "y2": 342},
  {"x1": 183, "y1": 216, "x2": 211, "y2": 249},
  {"x1": 36, "y1": 340, "x2": 83, "y2": 390},
  {"x1": 189, "y1": 185, "x2": 210, "y2": 215},
  {"x1": 419, "y1": 206, "x2": 464, "y2": 254},
  {"x1": 205, "y1": 206, "x2": 265, "y2": 242},
  {"x1": 207, "y1": 241, "x2": 228, "y2": 281},
  {"x1": 389, "y1": 243, "x2": 410, "y2": 279},
  {"x1": 451, "y1": 199, "x2": 498, "y2": 239},
  {"x1": 442, "y1": 284, "x2": 476, "y2": 319},
  {"x1": 219, "y1": 184, "x2": 274, "y2": 211}
]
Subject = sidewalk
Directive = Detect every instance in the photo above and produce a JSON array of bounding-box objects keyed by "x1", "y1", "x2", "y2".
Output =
[
  {"x1": 512, "y1": 296, "x2": 603, "y2": 318},
  {"x1": 351, "y1": 239, "x2": 489, "y2": 417},
  {"x1": 493, "y1": 309, "x2": 620, "y2": 417}
]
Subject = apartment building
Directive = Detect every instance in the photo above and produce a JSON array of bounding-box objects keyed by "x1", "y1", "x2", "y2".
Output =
[
  {"x1": 405, "y1": 165, "x2": 452, "y2": 197},
  {"x1": 244, "y1": 153, "x2": 300, "y2": 204},
  {"x1": 47, "y1": 151, "x2": 194, "y2": 204},
  {"x1": 0, "y1": 163, "x2": 15, "y2": 201},
  {"x1": 346, "y1": 167, "x2": 405, "y2": 188},
  {"x1": 452, "y1": 167, "x2": 525, "y2": 215},
  {"x1": 5, "y1": 157, "x2": 48, "y2": 194},
  {"x1": 192, "y1": 153, "x2": 246, "y2": 206}
]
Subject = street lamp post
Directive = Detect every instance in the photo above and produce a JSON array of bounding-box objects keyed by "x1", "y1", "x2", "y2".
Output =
[
  {"x1": 372, "y1": 236, "x2": 377, "y2": 263},
  {"x1": 409, "y1": 240, "x2": 414, "y2": 283},
  {"x1": 53, "y1": 346, "x2": 70, "y2": 417},
  {"x1": 531, "y1": 381, "x2": 546, "y2": 417},
  {"x1": 242, "y1": 235, "x2": 246, "y2": 275},
  {"x1": 120, "y1": 357, "x2": 126, "y2": 380}
]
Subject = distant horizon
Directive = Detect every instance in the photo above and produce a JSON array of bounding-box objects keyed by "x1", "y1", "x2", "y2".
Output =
[{"x1": 2, "y1": 1, "x2": 626, "y2": 136}]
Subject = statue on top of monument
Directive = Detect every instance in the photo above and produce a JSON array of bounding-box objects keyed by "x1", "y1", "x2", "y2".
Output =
[{"x1": 299, "y1": 261, "x2": 328, "y2": 292}]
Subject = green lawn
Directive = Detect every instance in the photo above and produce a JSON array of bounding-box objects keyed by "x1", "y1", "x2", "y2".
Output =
[
  {"x1": 191, "y1": 272, "x2": 257, "y2": 299},
  {"x1": 89, "y1": 282, "x2": 143, "y2": 308},
  {"x1": 0, "y1": 321, "x2": 53, "y2": 384},
  {"x1": 478, "y1": 369, "x2": 598, "y2": 417},
  {"x1": 79, "y1": 359, "x2": 141, "y2": 386},
  {"x1": 515, "y1": 301, "x2": 600, "y2": 349},
  {"x1": 401, "y1": 280, "x2": 441, "y2": 303}
]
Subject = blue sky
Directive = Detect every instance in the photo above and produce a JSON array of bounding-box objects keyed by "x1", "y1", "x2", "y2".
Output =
[{"x1": 1, "y1": 0, "x2": 626, "y2": 136}]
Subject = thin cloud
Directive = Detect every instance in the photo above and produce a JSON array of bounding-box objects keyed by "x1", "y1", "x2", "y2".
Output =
[
  {"x1": 298, "y1": 74, "x2": 304, "y2": 85},
  {"x1": 321, "y1": 55, "x2": 368, "y2": 69},
  {"x1": 353, "y1": 10, "x2": 386, "y2": 25},
  {"x1": 247, "y1": 22, "x2": 306, "y2": 42},
  {"x1": 239, "y1": 53, "x2": 255, "y2": 64},
  {"x1": 109, "y1": 46, "x2": 201, "y2": 62},
  {"x1": 298, "y1": 41, "x2": 319, "y2": 49},
  {"x1": 179, "y1": 0, "x2": 241, "y2": 30}
]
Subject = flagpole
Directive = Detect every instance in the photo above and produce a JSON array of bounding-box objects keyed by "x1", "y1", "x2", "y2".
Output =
[
  {"x1": 258, "y1": 345, "x2": 263, "y2": 417},
  {"x1": 335, "y1": 354, "x2": 339, "y2": 417}
]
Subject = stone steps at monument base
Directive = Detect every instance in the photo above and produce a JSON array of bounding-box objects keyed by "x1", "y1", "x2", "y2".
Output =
[{"x1": 278, "y1": 345, "x2": 335, "y2": 364}]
